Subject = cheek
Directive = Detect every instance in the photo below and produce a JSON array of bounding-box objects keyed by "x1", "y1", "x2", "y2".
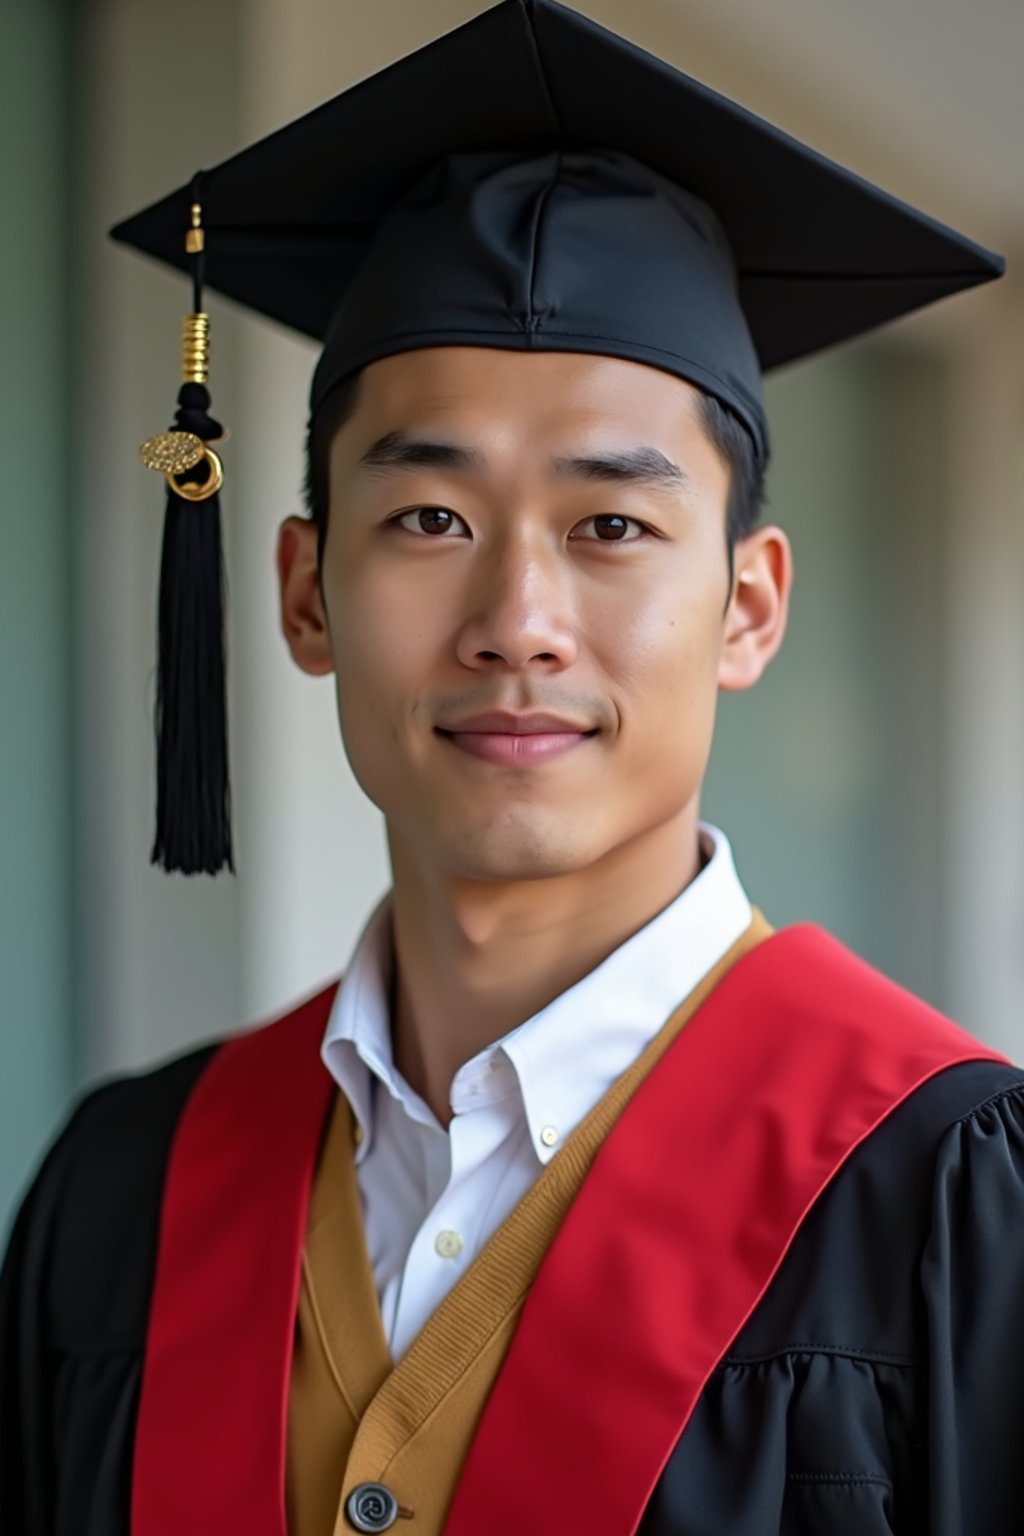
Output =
[
  {"x1": 601, "y1": 595, "x2": 722, "y2": 813},
  {"x1": 322, "y1": 566, "x2": 382, "y2": 731},
  {"x1": 333, "y1": 609, "x2": 395, "y2": 727},
  {"x1": 327, "y1": 563, "x2": 441, "y2": 763},
  {"x1": 597, "y1": 565, "x2": 724, "y2": 714}
]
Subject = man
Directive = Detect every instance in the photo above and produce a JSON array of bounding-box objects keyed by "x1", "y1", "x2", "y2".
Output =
[{"x1": 2, "y1": 3, "x2": 1022, "y2": 1534}]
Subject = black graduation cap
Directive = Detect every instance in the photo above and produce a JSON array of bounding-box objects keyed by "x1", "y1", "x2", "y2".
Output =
[{"x1": 111, "y1": 0, "x2": 1005, "y2": 876}]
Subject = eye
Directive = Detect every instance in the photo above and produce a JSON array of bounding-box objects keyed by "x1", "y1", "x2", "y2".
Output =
[
  {"x1": 390, "y1": 508, "x2": 652, "y2": 543},
  {"x1": 571, "y1": 514, "x2": 651, "y2": 544},
  {"x1": 391, "y1": 507, "x2": 467, "y2": 537}
]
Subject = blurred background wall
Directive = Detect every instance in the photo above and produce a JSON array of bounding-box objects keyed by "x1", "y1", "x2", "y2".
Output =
[
  {"x1": 0, "y1": 2, "x2": 75, "y2": 1242},
  {"x1": 2, "y1": 0, "x2": 1022, "y2": 1234}
]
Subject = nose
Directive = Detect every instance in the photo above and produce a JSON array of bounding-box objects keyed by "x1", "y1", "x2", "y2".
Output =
[{"x1": 452, "y1": 535, "x2": 579, "y2": 673}]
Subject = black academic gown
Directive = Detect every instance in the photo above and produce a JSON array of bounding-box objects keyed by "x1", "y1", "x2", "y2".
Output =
[{"x1": 2, "y1": 1039, "x2": 1023, "y2": 1535}]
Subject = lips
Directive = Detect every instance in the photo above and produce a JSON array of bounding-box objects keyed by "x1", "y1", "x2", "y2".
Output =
[
  {"x1": 437, "y1": 728, "x2": 596, "y2": 765},
  {"x1": 435, "y1": 710, "x2": 595, "y2": 735}
]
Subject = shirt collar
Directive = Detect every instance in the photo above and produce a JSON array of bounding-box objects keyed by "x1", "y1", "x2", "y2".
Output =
[
  {"x1": 497, "y1": 822, "x2": 750, "y2": 1164},
  {"x1": 320, "y1": 888, "x2": 424, "y2": 1162},
  {"x1": 321, "y1": 822, "x2": 752, "y2": 1164}
]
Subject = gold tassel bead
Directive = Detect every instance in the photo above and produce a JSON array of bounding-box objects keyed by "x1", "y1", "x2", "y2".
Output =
[
  {"x1": 182, "y1": 312, "x2": 210, "y2": 385},
  {"x1": 184, "y1": 200, "x2": 205, "y2": 255}
]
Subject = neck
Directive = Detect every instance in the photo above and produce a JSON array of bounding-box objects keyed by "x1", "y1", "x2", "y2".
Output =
[{"x1": 386, "y1": 806, "x2": 706, "y2": 1127}]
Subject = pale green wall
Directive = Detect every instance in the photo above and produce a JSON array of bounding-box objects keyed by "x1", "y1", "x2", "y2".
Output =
[
  {"x1": 0, "y1": 1, "x2": 75, "y2": 1236},
  {"x1": 704, "y1": 339, "x2": 948, "y2": 1007}
]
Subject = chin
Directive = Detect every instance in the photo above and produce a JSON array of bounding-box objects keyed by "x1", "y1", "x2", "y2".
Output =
[{"x1": 440, "y1": 824, "x2": 604, "y2": 881}]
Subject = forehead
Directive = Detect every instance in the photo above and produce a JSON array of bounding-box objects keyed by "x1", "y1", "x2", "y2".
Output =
[{"x1": 344, "y1": 346, "x2": 708, "y2": 447}]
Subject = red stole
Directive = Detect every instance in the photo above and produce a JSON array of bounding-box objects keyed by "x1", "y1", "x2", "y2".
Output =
[{"x1": 130, "y1": 927, "x2": 1008, "y2": 1535}]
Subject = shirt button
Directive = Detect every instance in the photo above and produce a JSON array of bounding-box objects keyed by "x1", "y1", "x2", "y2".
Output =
[
  {"x1": 540, "y1": 1125, "x2": 560, "y2": 1148},
  {"x1": 345, "y1": 1481, "x2": 399, "y2": 1532},
  {"x1": 434, "y1": 1229, "x2": 464, "y2": 1259}
]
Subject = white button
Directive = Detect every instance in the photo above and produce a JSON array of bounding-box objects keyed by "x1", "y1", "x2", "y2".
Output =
[
  {"x1": 540, "y1": 1125, "x2": 560, "y2": 1148},
  {"x1": 434, "y1": 1229, "x2": 464, "y2": 1259}
]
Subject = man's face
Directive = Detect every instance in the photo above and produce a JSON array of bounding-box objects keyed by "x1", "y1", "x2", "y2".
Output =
[{"x1": 290, "y1": 345, "x2": 785, "y2": 885}]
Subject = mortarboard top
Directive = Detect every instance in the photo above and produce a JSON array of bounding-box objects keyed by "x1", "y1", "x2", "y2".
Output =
[
  {"x1": 109, "y1": 0, "x2": 1005, "y2": 876},
  {"x1": 111, "y1": 0, "x2": 1004, "y2": 457}
]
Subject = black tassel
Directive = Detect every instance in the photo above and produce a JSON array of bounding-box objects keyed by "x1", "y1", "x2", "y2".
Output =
[
  {"x1": 141, "y1": 182, "x2": 234, "y2": 875},
  {"x1": 151, "y1": 382, "x2": 233, "y2": 874}
]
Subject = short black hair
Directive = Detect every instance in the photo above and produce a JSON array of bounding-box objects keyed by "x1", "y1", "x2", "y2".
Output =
[{"x1": 303, "y1": 366, "x2": 766, "y2": 584}]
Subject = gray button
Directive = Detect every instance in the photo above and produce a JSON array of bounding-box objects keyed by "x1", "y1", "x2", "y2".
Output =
[{"x1": 346, "y1": 1482, "x2": 399, "y2": 1533}]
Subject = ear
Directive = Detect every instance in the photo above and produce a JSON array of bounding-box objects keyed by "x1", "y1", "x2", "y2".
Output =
[
  {"x1": 276, "y1": 516, "x2": 335, "y2": 677},
  {"x1": 718, "y1": 525, "x2": 793, "y2": 692}
]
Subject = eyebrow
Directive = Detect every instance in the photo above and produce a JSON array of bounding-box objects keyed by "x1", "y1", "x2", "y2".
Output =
[
  {"x1": 555, "y1": 445, "x2": 691, "y2": 493},
  {"x1": 356, "y1": 431, "x2": 691, "y2": 494}
]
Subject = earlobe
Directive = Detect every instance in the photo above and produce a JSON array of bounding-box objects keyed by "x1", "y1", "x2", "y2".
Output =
[
  {"x1": 276, "y1": 516, "x2": 336, "y2": 677},
  {"x1": 718, "y1": 527, "x2": 792, "y2": 693}
]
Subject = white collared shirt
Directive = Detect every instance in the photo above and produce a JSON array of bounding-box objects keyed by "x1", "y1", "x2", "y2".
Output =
[{"x1": 320, "y1": 821, "x2": 752, "y2": 1361}]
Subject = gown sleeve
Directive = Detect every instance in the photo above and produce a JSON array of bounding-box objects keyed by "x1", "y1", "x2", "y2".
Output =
[
  {"x1": 0, "y1": 1111, "x2": 80, "y2": 1536},
  {"x1": 921, "y1": 1079, "x2": 1024, "y2": 1535},
  {"x1": 1, "y1": 1044, "x2": 217, "y2": 1536}
]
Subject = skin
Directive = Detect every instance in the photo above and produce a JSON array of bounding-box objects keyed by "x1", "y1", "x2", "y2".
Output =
[{"x1": 277, "y1": 346, "x2": 792, "y2": 1125}]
